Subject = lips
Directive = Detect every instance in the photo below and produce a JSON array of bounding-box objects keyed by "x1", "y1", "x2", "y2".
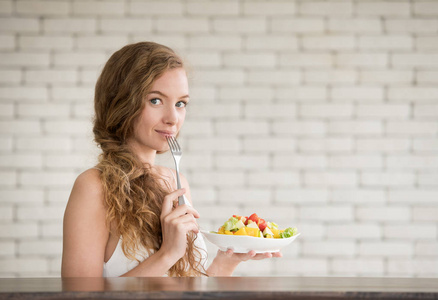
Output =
[{"x1": 155, "y1": 130, "x2": 175, "y2": 137}]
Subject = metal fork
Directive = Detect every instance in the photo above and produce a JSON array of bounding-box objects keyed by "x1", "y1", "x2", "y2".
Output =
[{"x1": 166, "y1": 136, "x2": 190, "y2": 206}]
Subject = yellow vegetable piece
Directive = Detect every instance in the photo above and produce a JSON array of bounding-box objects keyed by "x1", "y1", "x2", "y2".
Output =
[
  {"x1": 233, "y1": 227, "x2": 247, "y2": 236},
  {"x1": 265, "y1": 234, "x2": 273, "y2": 239},
  {"x1": 224, "y1": 230, "x2": 233, "y2": 235},
  {"x1": 245, "y1": 227, "x2": 260, "y2": 237},
  {"x1": 271, "y1": 228, "x2": 281, "y2": 238},
  {"x1": 218, "y1": 227, "x2": 225, "y2": 234}
]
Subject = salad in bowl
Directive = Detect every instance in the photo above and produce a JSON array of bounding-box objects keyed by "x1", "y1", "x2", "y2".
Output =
[{"x1": 201, "y1": 213, "x2": 300, "y2": 253}]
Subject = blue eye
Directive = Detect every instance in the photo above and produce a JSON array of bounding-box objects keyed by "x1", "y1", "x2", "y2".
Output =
[
  {"x1": 150, "y1": 98, "x2": 161, "y2": 105},
  {"x1": 176, "y1": 101, "x2": 187, "y2": 108}
]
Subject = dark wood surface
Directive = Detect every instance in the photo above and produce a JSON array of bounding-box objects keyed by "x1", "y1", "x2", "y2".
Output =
[{"x1": 1, "y1": 277, "x2": 438, "y2": 299}]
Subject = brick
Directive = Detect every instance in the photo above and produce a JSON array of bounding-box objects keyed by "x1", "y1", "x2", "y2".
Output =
[
  {"x1": 191, "y1": 171, "x2": 245, "y2": 187},
  {"x1": 47, "y1": 189, "x2": 71, "y2": 204},
  {"x1": 73, "y1": 102, "x2": 93, "y2": 119},
  {"x1": 356, "y1": 1, "x2": 410, "y2": 16},
  {"x1": 392, "y1": 54, "x2": 438, "y2": 68},
  {"x1": 276, "y1": 86, "x2": 327, "y2": 102},
  {"x1": 356, "y1": 206, "x2": 410, "y2": 222},
  {"x1": 187, "y1": 1, "x2": 238, "y2": 16},
  {"x1": 298, "y1": 138, "x2": 354, "y2": 153},
  {"x1": 360, "y1": 70, "x2": 413, "y2": 84},
  {"x1": 16, "y1": 137, "x2": 72, "y2": 152},
  {"x1": 357, "y1": 104, "x2": 410, "y2": 118},
  {"x1": 0, "y1": 171, "x2": 17, "y2": 187},
  {"x1": 215, "y1": 154, "x2": 269, "y2": 170},
  {"x1": 331, "y1": 189, "x2": 386, "y2": 204},
  {"x1": 386, "y1": 121, "x2": 438, "y2": 136},
  {"x1": 43, "y1": 120, "x2": 92, "y2": 136},
  {"x1": 188, "y1": 137, "x2": 240, "y2": 153},
  {"x1": 300, "y1": 104, "x2": 353, "y2": 118},
  {"x1": 302, "y1": 35, "x2": 355, "y2": 50},
  {"x1": 362, "y1": 172, "x2": 415, "y2": 187},
  {"x1": 329, "y1": 120, "x2": 383, "y2": 135},
  {"x1": 129, "y1": 0, "x2": 183, "y2": 15},
  {"x1": 304, "y1": 171, "x2": 358, "y2": 187},
  {"x1": 185, "y1": 52, "x2": 221, "y2": 68},
  {"x1": 180, "y1": 153, "x2": 213, "y2": 170},
  {"x1": 219, "y1": 87, "x2": 274, "y2": 102},
  {"x1": 17, "y1": 205, "x2": 66, "y2": 221},
  {"x1": 132, "y1": 35, "x2": 187, "y2": 50},
  {"x1": 0, "y1": 86, "x2": 48, "y2": 101},
  {"x1": 44, "y1": 154, "x2": 91, "y2": 169},
  {"x1": 389, "y1": 190, "x2": 438, "y2": 204},
  {"x1": 331, "y1": 258, "x2": 384, "y2": 275},
  {"x1": 272, "y1": 121, "x2": 326, "y2": 136},
  {"x1": 156, "y1": 17, "x2": 209, "y2": 33},
  {"x1": 414, "y1": 1, "x2": 438, "y2": 16},
  {"x1": 247, "y1": 70, "x2": 301, "y2": 86},
  {"x1": 18, "y1": 103, "x2": 70, "y2": 118},
  {"x1": 0, "y1": 189, "x2": 44, "y2": 204},
  {"x1": 418, "y1": 172, "x2": 438, "y2": 187},
  {"x1": 413, "y1": 139, "x2": 438, "y2": 152},
  {"x1": 193, "y1": 70, "x2": 245, "y2": 85},
  {"x1": 328, "y1": 18, "x2": 382, "y2": 33},
  {"x1": 180, "y1": 120, "x2": 212, "y2": 136},
  {"x1": 385, "y1": 19, "x2": 438, "y2": 33},
  {"x1": 245, "y1": 104, "x2": 296, "y2": 118},
  {"x1": 300, "y1": 1, "x2": 352, "y2": 16},
  {"x1": 384, "y1": 224, "x2": 437, "y2": 240},
  {"x1": 216, "y1": 120, "x2": 269, "y2": 136},
  {"x1": 274, "y1": 154, "x2": 327, "y2": 169},
  {"x1": 336, "y1": 53, "x2": 387, "y2": 67},
  {"x1": 300, "y1": 205, "x2": 354, "y2": 221},
  {"x1": 245, "y1": 35, "x2": 298, "y2": 51},
  {"x1": 359, "y1": 35, "x2": 412, "y2": 50},
  {"x1": 360, "y1": 241, "x2": 413, "y2": 256},
  {"x1": 356, "y1": 138, "x2": 410, "y2": 153},
  {"x1": 417, "y1": 36, "x2": 438, "y2": 50},
  {"x1": 0, "y1": 137, "x2": 12, "y2": 151},
  {"x1": 415, "y1": 242, "x2": 438, "y2": 256},
  {"x1": 0, "y1": 205, "x2": 13, "y2": 221},
  {"x1": 51, "y1": 86, "x2": 94, "y2": 102},
  {"x1": 304, "y1": 70, "x2": 357, "y2": 84},
  {"x1": 387, "y1": 155, "x2": 438, "y2": 169},
  {"x1": 332, "y1": 86, "x2": 384, "y2": 101},
  {"x1": 413, "y1": 206, "x2": 438, "y2": 221},
  {"x1": 18, "y1": 171, "x2": 77, "y2": 187},
  {"x1": 25, "y1": 69, "x2": 77, "y2": 84},
  {"x1": 213, "y1": 18, "x2": 266, "y2": 33},
  {"x1": 0, "y1": 70, "x2": 21, "y2": 84},
  {"x1": 248, "y1": 170, "x2": 300, "y2": 187},
  {"x1": 218, "y1": 188, "x2": 272, "y2": 204},
  {"x1": 99, "y1": 18, "x2": 152, "y2": 33},
  {"x1": 0, "y1": 154, "x2": 42, "y2": 169},
  {"x1": 16, "y1": 0, "x2": 69, "y2": 16},
  {"x1": 0, "y1": 34, "x2": 14, "y2": 50},
  {"x1": 54, "y1": 52, "x2": 107, "y2": 67},
  {"x1": 243, "y1": 137, "x2": 296, "y2": 153},
  {"x1": 329, "y1": 155, "x2": 383, "y2": 169},
  {"x1": 73, "y1": 0, "x2": 124, "y2": 16},
  {"x1": 0, "y1": 1, "x2": 12, "y2": 14},
  {"x1": 388, "y1": 87, "x2": 438, "y2": 102},
  {"x1": 0, "y1": 120, "x2": 41, "y2": 134},
  {"x1": 0, "y1": 223, "x2": 38, "y2": 238},
  {"x1": 417, "y1": 71, "x2": 438, "y2": 84},
  {"x1": 293, "y1": 222, "x2": 325, "y2": 239},
  {"x1": 223, "y1": 53, "x2": 276, "y2": 68},
  {"x1": 274, "y1": 258, "x2": 328, "y2": 276},
  {"x1": 76, "y1": 35, "x2": 129, "y2": 50},
  {"x1": 0, "y1": 241, "x2": 14, "y2": 256},
  {"x1": 0, "y1": 53, "x2": 50, "y2": 67},
  {"x1": 1, "y1": 258, "x2": 48, "y2": 273},
  {"x1": 271, "y1": 18, "x2": 325, "y2": 33},
  {"x1": 41, "y1": 223, "x2": 63, "y2": 238},
  {"x1": 327, "y1": 224, "x2": 381, "y2": 239},
  {"x1": 280, "y1": 53, "x2": 333, "y2": 67},
  {"x1": 19, "y1": 240, "x2": 62, "y2": 255},
  {"x1": 43, "y1": 18, "x2": 97, "y2": 33},
  {"x1": 388, "y1": 259, "x2": 438, "y2": 276},
  {"x1": 0, "y1": 17, "x2": 39, "y2": 32},
  {"x1": 303, "y1": 241, "x2": 356, "y2": 256},
  {"x1": 188, "y1": 35, "x2": 242, "y2": 50},
  {"x1": 0, "y1": 103, "x2": 13, "y2": 117},
  {"x1": 275, "y1": 189, "x2": 328, "y2": 203},
  {"x1": 414, "y1": 104, "x2": 438, "y2": 118}
]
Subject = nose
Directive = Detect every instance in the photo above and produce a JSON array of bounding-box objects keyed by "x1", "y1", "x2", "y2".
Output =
[{"x1": 163, "y1": 105, "x2": 178, "y2": 125}]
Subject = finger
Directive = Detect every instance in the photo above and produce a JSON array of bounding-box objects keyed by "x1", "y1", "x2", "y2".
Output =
[
  {"x1": 248, "y1": 250, "x2": 257, "y2": 258},
  {"x1": 173, "y1": 204, "x2": 200, "y2": 218},
  {"x1": 161, "y1": 188, "x2": 186, "y2": 218}
]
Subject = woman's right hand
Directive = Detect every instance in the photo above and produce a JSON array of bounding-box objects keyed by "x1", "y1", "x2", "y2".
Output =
[{"x1": 159, "y1": 188, "x2": 200, "y2": 263}]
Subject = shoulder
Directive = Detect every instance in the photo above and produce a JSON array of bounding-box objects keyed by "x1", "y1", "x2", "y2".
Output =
[{"x1": 67, "y1": 168, "x2": 105, "y2": 212}]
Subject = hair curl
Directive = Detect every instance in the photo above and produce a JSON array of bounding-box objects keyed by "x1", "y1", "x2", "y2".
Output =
[{"x1": 93, "y1": 42, "x2": 205, "y2": 277}]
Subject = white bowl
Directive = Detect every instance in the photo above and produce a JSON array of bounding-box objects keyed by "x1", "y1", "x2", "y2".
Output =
[{"x1": 200, "y1": 230, "x2": 301, "y2": 253}]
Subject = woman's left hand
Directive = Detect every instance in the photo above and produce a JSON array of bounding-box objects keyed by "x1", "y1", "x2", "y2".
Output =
[{"x1": 217, "y1": 249, "x2": 282, "y2": 263}]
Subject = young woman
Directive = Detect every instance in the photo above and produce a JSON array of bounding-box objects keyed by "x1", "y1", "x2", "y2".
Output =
[{"x1": 61, "y1": 42, "x2": 281, "y2": 277}]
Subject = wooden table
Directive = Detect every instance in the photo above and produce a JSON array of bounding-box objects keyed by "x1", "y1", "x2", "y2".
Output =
[{"x1": 1, "y1": 277, "x2": 437, "y2": 299}]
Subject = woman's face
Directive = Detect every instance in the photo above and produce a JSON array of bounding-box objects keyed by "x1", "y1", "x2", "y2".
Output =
[{"x1": 128, "y1": 68, "x2": 189, "y2": 156}]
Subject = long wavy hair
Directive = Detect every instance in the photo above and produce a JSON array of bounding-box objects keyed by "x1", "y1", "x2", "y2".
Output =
[{"x1": 93, "y1": 42, "x2": 205, "y2": 277}]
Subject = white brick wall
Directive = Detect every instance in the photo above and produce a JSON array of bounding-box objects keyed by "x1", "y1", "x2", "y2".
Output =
[{"x1": 0, "y1": 0, "x2": 437, "y2": 278}]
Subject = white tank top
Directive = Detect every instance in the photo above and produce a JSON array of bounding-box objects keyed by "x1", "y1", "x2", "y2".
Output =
[{"x1": 102, "y1": 169, "x2": 208, "y2": 277}]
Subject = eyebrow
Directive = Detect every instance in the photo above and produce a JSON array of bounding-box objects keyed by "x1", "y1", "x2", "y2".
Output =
[{"x1": 148, "y1": 90, "x2": 190, "y2": 100}]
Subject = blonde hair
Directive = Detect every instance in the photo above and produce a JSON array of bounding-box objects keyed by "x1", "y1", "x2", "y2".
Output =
[{"x1": 93, "y1": 42, "x2": 205, "y2": 276}]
